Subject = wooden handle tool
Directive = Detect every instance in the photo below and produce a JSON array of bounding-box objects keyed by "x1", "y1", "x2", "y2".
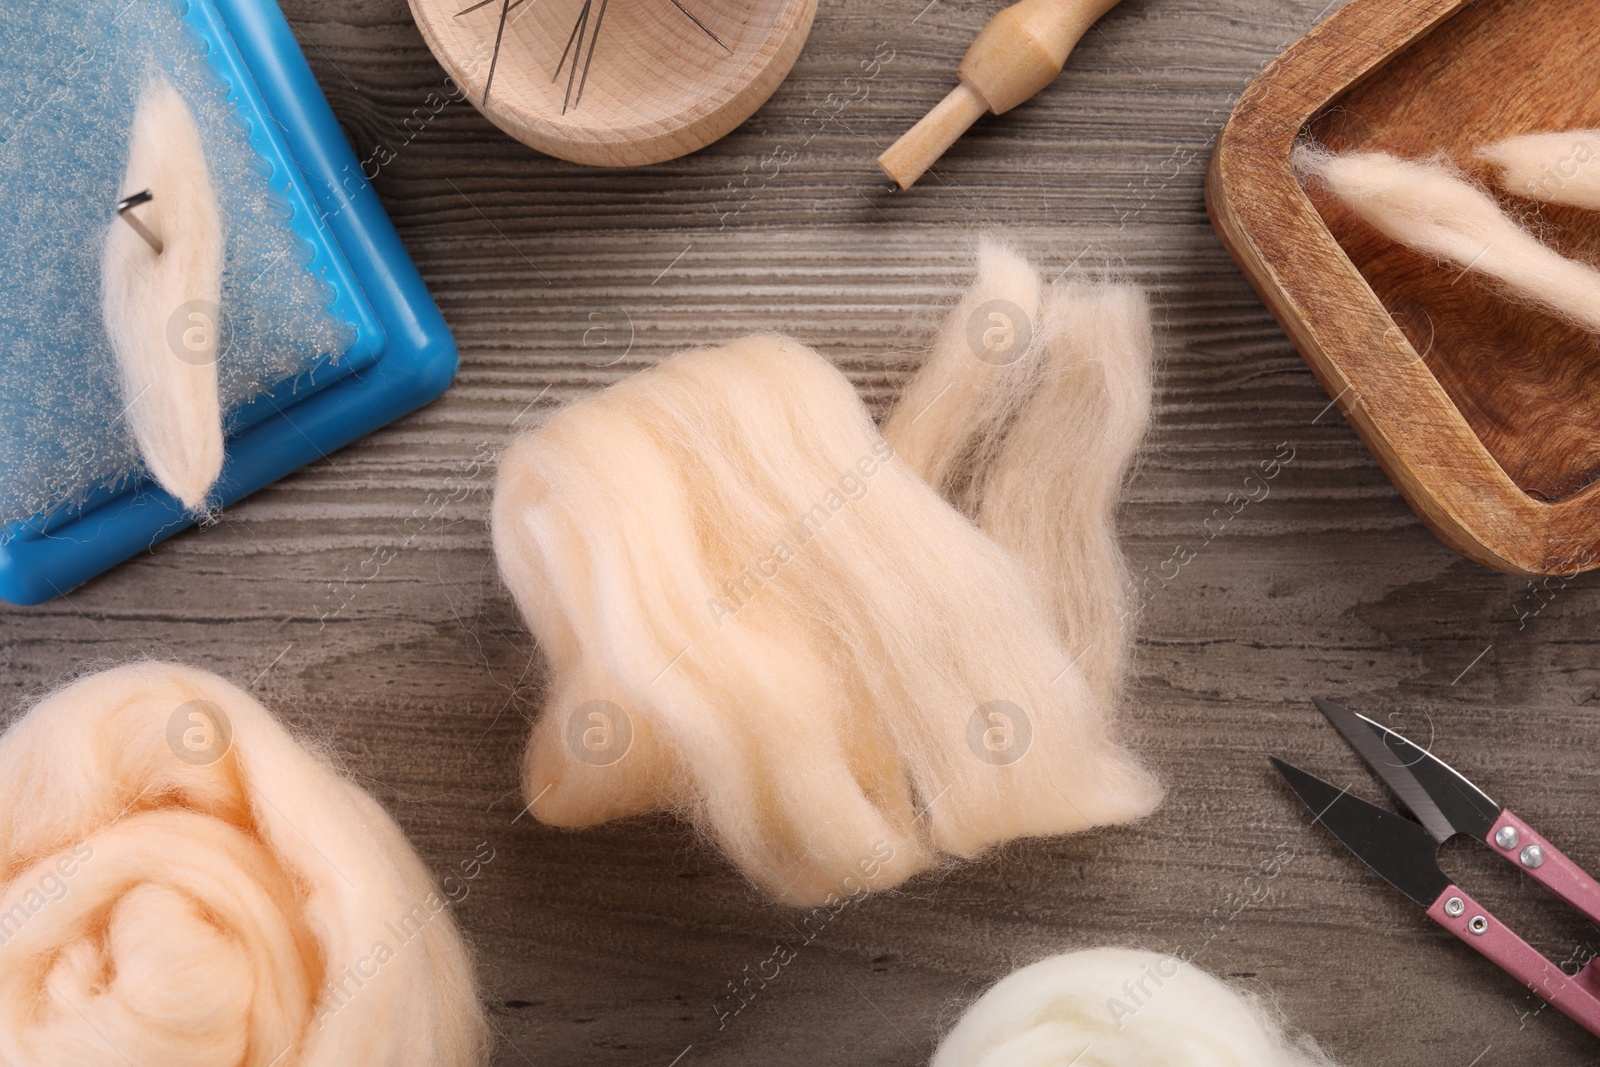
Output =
[{"x1": 877, "y1": 0, "x2": 1124, "y2": 189}]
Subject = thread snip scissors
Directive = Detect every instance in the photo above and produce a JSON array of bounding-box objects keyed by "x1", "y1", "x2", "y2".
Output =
[{"x1": 1270, "y1": 698, "x2": 1600, "y2": 1038}]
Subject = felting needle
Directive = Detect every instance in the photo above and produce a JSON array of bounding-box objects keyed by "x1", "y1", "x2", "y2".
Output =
[
  {"x1": 668, "y1": 0, "x2": 730, "y2": 52},
  {"x1": 877, "y1": 0, "x2": 1124, "y2": 190},
  {"x1": 481, "y1": 0, "x2": 515, "y2": 106},
  {"x1": 571, "y1": 0, "x2": 610, "y2": 110},
  {"x1": 456, "y1": 0, "x2": 530, "y2": 18},
  {"x1": 556, "y1": 0, "x2": 592, "y2": 113},
  {"x1": 115, "y1": 189, "x2": 163, "y2": 255}
]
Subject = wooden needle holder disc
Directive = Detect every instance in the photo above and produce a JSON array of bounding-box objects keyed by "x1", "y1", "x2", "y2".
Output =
[{"x1": 409, "y1": 0, "x2": 818, "y2": 166}]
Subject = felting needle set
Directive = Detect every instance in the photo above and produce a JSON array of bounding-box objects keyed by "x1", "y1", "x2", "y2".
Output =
[{"x1": 1, "y1": 0, "x2": 1598, "y2": 1062}]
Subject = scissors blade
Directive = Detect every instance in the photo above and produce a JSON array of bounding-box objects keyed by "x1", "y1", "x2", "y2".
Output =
[
  {"x1": 1313, "y1": 698, "x2": 1500, "y2": 844},
  {"x1": 1269, "y1": 756, "x2": 1452, "y2": 908}
]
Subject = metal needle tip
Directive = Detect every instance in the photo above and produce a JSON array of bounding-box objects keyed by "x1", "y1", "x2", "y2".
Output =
[{"x1": 116, "y1": 189, "x2": 163, "y2": 255}]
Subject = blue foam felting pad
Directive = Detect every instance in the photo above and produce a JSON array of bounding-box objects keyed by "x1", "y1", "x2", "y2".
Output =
[{"x1": 0, "y1": 0, "x2": 457, "y2": 605}]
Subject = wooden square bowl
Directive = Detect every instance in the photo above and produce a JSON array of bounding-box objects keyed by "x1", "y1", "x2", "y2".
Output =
[{"x1": 1207, "y1": 0, "x2": 1600, "y2": 575}]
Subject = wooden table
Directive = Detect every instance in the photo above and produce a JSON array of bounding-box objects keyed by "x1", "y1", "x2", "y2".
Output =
[{"x1": 8, "y1": 0, "x2": 1599, "y2": 1062}]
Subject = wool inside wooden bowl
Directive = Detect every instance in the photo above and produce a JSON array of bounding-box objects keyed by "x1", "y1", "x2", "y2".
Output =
[
  {"x1": 1208, "y1": 0, "x2": 1600, "y2": 575},
  {"x1": 409, "y1": 0, "x2": 817, "y2": 166}
]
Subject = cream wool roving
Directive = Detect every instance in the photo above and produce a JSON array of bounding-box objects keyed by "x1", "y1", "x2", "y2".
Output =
[
  {"x1": 492, "y1": 333, "x2": 1161, "y2": 907},
  {"x1": 884, "y1": 241, "x2": 1154, "y2": 704},
  {"x1": 881, "y1": 239, "x2": 1046, "y2": 511},
  {"x1": 1480, "y1": 130, "x2": 1600, "y2": 211},
  {"x1": 1294, "y1": 145, "x2": 1600, "y2": 334},
  {"x1": 931, "y1": 949, "x2": 1339, "y2": 1067},
  {"x1": 0, "y1": 663, "x2": 486, "y2": 1067},
  {"x1": 101, "y1": 74, "x2": 226, "y2": 513}
]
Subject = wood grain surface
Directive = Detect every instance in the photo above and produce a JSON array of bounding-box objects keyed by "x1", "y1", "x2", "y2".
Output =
[{"x1": 8, "y1": 0, "x2": 1600, "y2": 1063}]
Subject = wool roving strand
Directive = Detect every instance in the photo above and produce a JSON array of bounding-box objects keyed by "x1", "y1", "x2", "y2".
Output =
[
  {"x1": 931, "y1": 948, "x2": 1340, "y2": 1067},
  {"x1": 881, "y1": 238, "x2": 1046, "y2": 509},
  {"x1": 101, "y1": 74, "x2": 226, "y2": 513},
  {"x1": 493, "y1": 335, "x2": 1161, "y2": 907},
  {"x1": 0, "y1": 663, "x2": 486, "y2": 1067},
  {"x1": 1294, "y1": 145, "x2": 1600, "y2": 334},
  {"x1": 1479, "y1": 130, "x2": 1600, "y2": 211},
  {"x1": 883, "y1": 241, "x2": 1154, "y2": 705}
]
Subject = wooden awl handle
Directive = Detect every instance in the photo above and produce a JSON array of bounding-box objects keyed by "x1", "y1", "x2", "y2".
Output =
[{"x1": 878, "y1": 0, "x2": 1125, "y2": 190}]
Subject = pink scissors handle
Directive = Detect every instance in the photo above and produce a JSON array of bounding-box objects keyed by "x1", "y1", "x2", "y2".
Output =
[
  {"x1": 1487, "y1": 809, "x2": 1600, "y2": 926},
  {"x1": 1429, "y1": 885, "x2": 1600, "y2": 1037}
]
